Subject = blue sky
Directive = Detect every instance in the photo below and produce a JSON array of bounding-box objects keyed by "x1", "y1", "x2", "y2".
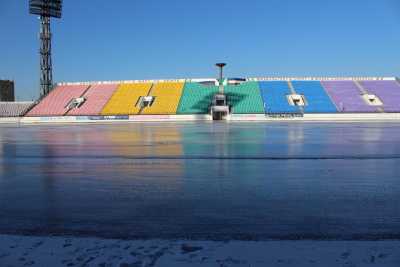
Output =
[{"x1": 1, "y1": 0, "x2": 400, "y2": 100}]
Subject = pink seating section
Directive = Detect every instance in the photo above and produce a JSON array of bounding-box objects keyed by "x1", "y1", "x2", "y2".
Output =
[
  {"x1": 27, "y1": 85, "x2": 89, "y2": 116},
  {"x1": 67, "y1": 84, "x2": 118, "y2": 116}
]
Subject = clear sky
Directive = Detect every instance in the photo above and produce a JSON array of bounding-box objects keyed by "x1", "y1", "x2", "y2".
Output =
[{"x1": 1, "y1": 0, "x2": 400, "y2": 100}]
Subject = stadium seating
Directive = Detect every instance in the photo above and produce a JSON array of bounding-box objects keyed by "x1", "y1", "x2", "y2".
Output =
[
  {"x1": 20, "y1": 79, "x2": 400, "y2": 118},
  {"x1": 177, "y1": 82, "x2": 219, "y2": 114},
  {"x1": 259, "y1": 81, "x2": 300, "y2": 113},
  {"x1": 224, "y1": 82, "x2": 264, "y2": 113},
  {"x1": 291, "y1": 81, "x2": 337, "y2": 113},
  {"x1": 27, "y1": 85, "x2": 89, "y2": 116},
  {"x1": 0, "y1": 102, "x2": 34, "y2": 117},
  {"x1": 101, "y1": 83, "x2": 152, "y2": 115},
  {"x1": 68, "y1": 84, "x2": 119, "y2": 116},
  {"x1": 141, "y1": 82, "x2": 184, "y2": 114},
  {"x1": 321, "y1": 81, "x2": 378, "y2": 112},
  {"x1": 360, "y1": 81, "x2": 400, "y2": 112}
]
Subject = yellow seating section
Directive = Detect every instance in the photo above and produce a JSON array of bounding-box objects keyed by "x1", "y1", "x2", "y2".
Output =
[
  {"x1": 141, "y1": 82, "x2": 184, "y2": 114},
  {"x1": 101, "y1": 83, "x2": 152, "y2": 115}
]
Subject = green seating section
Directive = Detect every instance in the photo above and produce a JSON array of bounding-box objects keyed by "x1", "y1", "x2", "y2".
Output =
[
  {"x1": 224, "y1": 82, "x2": 264, "y2": 113},
  {"x1": 177, "y1": 82, "x2": 219, "y2": 114}
]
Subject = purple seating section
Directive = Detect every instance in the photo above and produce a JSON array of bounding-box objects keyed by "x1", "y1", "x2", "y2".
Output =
[
  {"x1": 321, "y1": 81, "x2": 378, "y2": 112},
  {"x1": 67, "y1": 84, "x2": 118, "y2": 116},
  {"x1": 24, "y1": 80, "x2": 400, "y2": 116},
  {"x1": 360, "y1": 81, "x2": 400, "y2": 112},
  {"x1": 27, "y1": 85, "x2": 89, "y2": 116}
]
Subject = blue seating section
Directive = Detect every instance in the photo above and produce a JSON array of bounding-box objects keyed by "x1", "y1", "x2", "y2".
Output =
[
  {"x1": 292, "y1": 81, "x2": 337, "y2": 113},
  {"x1": 259, "y1": 81, "x2": 300, "y2": 113}
]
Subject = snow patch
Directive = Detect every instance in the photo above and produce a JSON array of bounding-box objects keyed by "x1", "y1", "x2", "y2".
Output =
[{"x1": 0, "y1": 235, "x2": 399, "y2": 266}]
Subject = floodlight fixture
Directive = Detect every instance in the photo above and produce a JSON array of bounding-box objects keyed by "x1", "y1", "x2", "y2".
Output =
[{"x1": 29, "y1": 0, "x2": 63, "y2": 18}]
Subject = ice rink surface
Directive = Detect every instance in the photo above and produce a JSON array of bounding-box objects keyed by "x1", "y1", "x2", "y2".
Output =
[{"x1": 0, "y1": 122, "x2": 400, "y2": 240}]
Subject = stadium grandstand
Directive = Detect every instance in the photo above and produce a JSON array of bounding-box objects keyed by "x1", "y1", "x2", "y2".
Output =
[
  {"x1": 0, "y1": 79, "x2": 34, "y2": 118},
  {"x1": 0, "y1": 76, "x2": 397, "y2": 122},
  {"x1": 0, "y1": 102, "x2": 34, "y2": 117}
]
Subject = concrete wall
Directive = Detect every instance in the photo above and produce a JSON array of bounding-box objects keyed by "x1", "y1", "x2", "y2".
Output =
[{"x1": 0, "y1": 113, "x2": 399, "y2": 124}]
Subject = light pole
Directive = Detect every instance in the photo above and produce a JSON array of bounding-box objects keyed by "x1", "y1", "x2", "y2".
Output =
[
  {"x1": 215, "y1": 63, "x2": 226, "y2": 94},
  {"x1": 29, "y1": 0, "x2": 63, "y2": 97}
]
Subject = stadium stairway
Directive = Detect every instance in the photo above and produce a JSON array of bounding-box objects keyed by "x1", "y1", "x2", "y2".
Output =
[
  {"x1": 321, "y1": 81, "x2": 378, "y2": 112},
  {"x1": 287, "y1": 81, "x2": 305, "y2": 113},
  {"x1": 67, "y1": 84, "x2": 119, "y2": 116},
  {"x1": 360, "y1": 81, "x2": 400, "y2": 112},
  {"x1": 177, "y1": 82, "x2": 219, "y2": 114},
  {"x1": 63, "y1": 85, "x2": 92, "y2": 115},
  {"x1": 137, "y1": 83, "x2": 155, "y2": 114},
  {"x1": 259, "y1": 81, "x2": 301, "y2": 113},
  {"x1": 27, "y1": 85, "x2": 90, "y2": 116},
  {"x1": 101, "y1": 83, "x2": 152, "y2": 115},
  {"x1": 141, "y1": 82, "x2": 184, "y2": 115},
  {"x1": 224, "y1": 81, "x2": 264, "y2": 113},
  {"x1": 291, "y1": 81, "x2": 337, "y2": 113}
]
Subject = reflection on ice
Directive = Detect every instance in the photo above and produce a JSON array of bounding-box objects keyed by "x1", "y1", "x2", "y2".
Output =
[{"x1": 0, "y1": 122, "x2": 400, "y2": 239}]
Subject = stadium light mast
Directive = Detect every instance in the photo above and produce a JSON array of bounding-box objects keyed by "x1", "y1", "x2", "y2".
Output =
[
  {"x1": 215, "y1": 63, "x2": 226, "y2": 94},
  {"x1": 29, "y1": 0, "x2": 63, "y2": 97}
]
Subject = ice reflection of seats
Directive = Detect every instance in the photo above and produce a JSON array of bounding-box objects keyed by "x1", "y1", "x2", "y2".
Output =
[
  {"x1": 259, "y1": 81, "x2": 300, "y2": 113},
  {"x1": 177, "y1": 82, "x2": 219, "y2": 114},
  {"x1": 142, "y1": 82, "x2": 184, "y2": 114},
  {"x1": 105, "y1": 125, "x2": 183, "y2": 156},
  {"x1": 321, "y1": 81, "x2": 377, "y2": 112},
  {"x1": 27, "y1": 85, "x2": 89, "y2": 116},
  {"x1": 68, "y1": 84, "x2": 118, "y2": 116},
  {"x1": 101, "y1": 83, "x2": 152, "y2": 115},
  {"x1": 147, "y1": 126, "x2": 183, "y2": 156},
  {"x1": 224, "y1": 81, "x2": 264, "y2": 113},
  {"x1": 292, "y1": 81, "x2": 337, "y2": 113},
  {"x1": 360, "y1": 81, "x2": 400, "y2": 112},
  {"x1": 0, "y1": 102, "x2": 35, "y2": 117}
]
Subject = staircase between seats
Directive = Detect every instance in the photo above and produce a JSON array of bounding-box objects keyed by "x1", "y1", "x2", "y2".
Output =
[
  {"x1": 287, "y1": 81, "x2": 304, "y2": 114},
  {"x1": 354, "y1": 81, "x2": 384, "y2": 113},
  {"x1": 138, "y1": 83, "x2": 155, "y2": 114},
  {"x1": 63, "y1": 85, "x2": 92, "y2": 116}
]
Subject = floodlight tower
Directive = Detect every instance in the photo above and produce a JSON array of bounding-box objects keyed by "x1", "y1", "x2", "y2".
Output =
[
  {"x1": 29, "y1": 0, "x2": 63, "y2": 97},
  {"x1": 215, "y1": 63, "x2": 226, "y2": 94}
]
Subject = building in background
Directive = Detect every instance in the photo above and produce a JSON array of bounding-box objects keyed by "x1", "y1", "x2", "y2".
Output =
[{"x1": 0, "y1": 80, "x2": 15, "y2": 101}]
